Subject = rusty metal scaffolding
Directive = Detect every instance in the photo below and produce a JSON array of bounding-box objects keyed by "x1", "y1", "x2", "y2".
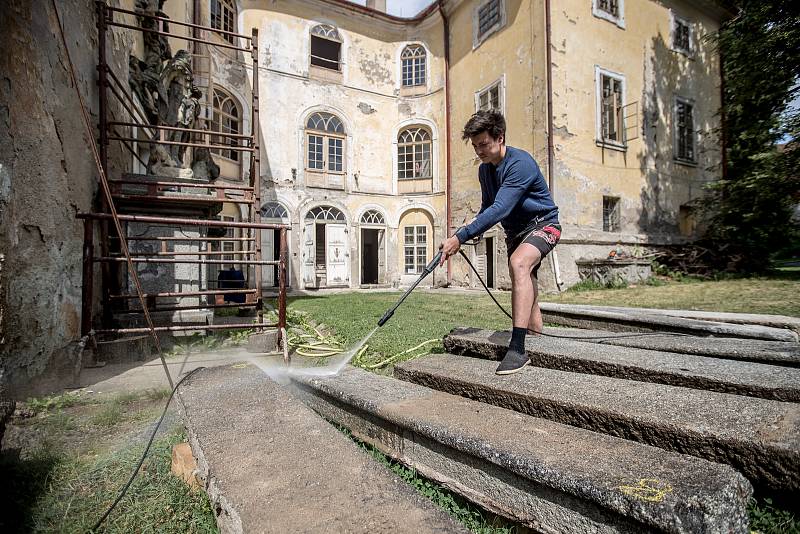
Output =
[{"x1": 78, "y1": 1, "x2": 287, "y2": 350}]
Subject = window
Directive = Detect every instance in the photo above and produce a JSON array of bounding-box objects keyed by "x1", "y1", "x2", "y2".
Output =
[
  {"x1": 476, "y1": 80, "x2": 502, "y2": 112},
  {"x1": 211, "y1": 88, "x2": 241, "y2": 162},
  {"x1": 404, "y1": 225, "x2": 427, "y2": 274},
  {"x1": 310, "y1": 24, "x2": 342, "y2": 71},
  {"x1": 596, "y1": 68, "x2": 626, "y2": 147},
  {"x1": 211, "y1": 0, "x2": 236, "y2": 44},
  {"x1": 592, "y1": 0, "x2": 624, "y2": 28},
  {"x1": 675, "y1": 97, "x2": 696, "y2": 164},
  {"x1": 672, "y1": 13, "x2": 692, "y2": 55},
  {"x1": 478, "y1": 0, "x2": 501, "y2": 39},
  {"x1": 305, "y1": 112, "x2": 346, "y2": 174},
  {"x1": 361, "y1": 210, "x2": 385, "y2": 225},
  {"x1": 305, "y1": 206, "x2": 345, "y2": 222},
  {"x1": 260, "y1": 202, "x2": 289, "y2": 221},
  {"x1": 603, "y1": 196, "x2": 620, "y2": 232},
  {"x1": 401, "y1": 45, "x2": 426, "y2": 87},
  {"x1": 397, "y1": 127, "x2": 432, "y2": 180}
]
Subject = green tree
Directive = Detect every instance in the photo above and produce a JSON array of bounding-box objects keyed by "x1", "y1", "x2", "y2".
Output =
[{"x1": 704, "y1": 0, "x2": 800, "y2": 272}]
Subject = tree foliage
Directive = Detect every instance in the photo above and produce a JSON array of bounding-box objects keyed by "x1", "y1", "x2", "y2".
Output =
[{"x1": 704, "y1": 0, "x2": 800, "y2": 272}]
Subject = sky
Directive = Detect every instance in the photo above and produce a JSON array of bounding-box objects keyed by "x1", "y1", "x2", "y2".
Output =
[{"x1": 349, "y1": 0, "x2": 436, "y2": 18}]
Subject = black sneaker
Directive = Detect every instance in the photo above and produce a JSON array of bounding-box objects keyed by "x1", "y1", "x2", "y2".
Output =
[{"x1": 495, "y1": 349, "x2": 529, "y2": 375}]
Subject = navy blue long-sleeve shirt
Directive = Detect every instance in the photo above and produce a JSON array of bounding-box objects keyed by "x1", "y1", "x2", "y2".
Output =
[{"x1": 454, "y1": 146, "x2": 559, "y2": 243}]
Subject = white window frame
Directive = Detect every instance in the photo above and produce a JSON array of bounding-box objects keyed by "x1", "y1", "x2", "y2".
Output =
[
  {"x1": 595, "y1": 66, "x2": 627, "y2": 150},
  {"x1": 473, "y1": 0, "x2": 506, "y2": 49},
  {"x1": 592, "y1": 0, "x2": 625, "y2": 29},
  {"x1": 397, "y1": 127, "x2": 433, "y2": 180},
  {"x1": 474, "y1": 75, "x2": 505, "y2": 114},
  {"x1": 210, "y1": 0, "x2": 236, "y2": 44},
  {"x1": 401, "y1": 44, "x2": 427, "y2": 87},
  {"x1": 670, "y1": 11, "x2": 693, "y2": 57},
  {"x1": 304, "y1": 112, "x2": 346, "y2": 175},
  {"x1": 602, "y1": 196, "x2": 621, "y2": 233},
  {"x1": 210, "y1": 87, "x2": 242, "y2": 163},
  {"x1": 310, "y1": 24, "x2": 343, "y2": 72},
  {"x1": 403, "y1": 225, "x2": 428, "y2": 275},
  {"x1": 673, "y1": 96, "x2": 697, "y2": 166}
]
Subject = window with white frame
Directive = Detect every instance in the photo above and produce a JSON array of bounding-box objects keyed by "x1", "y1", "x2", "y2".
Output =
[
  {"x1": 310, "y1": 24, "x2": 342, "y2": 71},
  {"x1": 401, "y1": 45, "x2": 426, "y2": 87},
  {"x1": 404, "y1": 225, "x2": 427, "y2": 274},
  {"x1": 397, "y1": 127, "x2": 432, "y2": 180},
  {"x1": 592, "y1": 0, "x2": 624, "y2": 27},
  {"x1": 305, "y1": 112, "x2": 345, "y2": 174},
  {"x1": 211, "y1": 88, "x2": 241, "y2": 162},
  {"x1": 675, "y1": 97, "x2": 696, "y2": 163},
  {"x1": 474, "y1": 0, "x2": 504, "y2": 47},
  {"x1": 672, "y1": 13, "x2": 693, "y2": 55},
  {"x1": 211, "y1": 0, "x2": 236, "y2": 44},
  {"x1": 361, "y1": 210, "x2": 385, "y2": 225},
  {"x1": 596, "y1": 68, "x2": 626, "y2": 147},
  {"x1": 602, "y1": 196, "x2": 620, "y2": 232},
  {"x1": 476, "y1": 80, "x2": 502, "y2": 112}
]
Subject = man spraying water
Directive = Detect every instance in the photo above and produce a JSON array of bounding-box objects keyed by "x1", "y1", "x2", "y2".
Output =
[{"x1": 438, "y1": 111, "x2": 561, "y2": 375}]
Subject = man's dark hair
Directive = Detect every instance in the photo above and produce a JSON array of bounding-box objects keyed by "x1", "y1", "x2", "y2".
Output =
[{"x1": 462, "y1": 110, "x2": 506, "y2": 141}]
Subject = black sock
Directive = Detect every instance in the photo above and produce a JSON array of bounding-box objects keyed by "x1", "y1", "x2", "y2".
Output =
[{"x1": 509, "y1": 327, "x2": 527, "y2": 353}]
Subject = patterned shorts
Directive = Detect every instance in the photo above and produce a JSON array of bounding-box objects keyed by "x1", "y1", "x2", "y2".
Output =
[{"x1": 505, "y1": 222, "x2": 562, "y2": 275}]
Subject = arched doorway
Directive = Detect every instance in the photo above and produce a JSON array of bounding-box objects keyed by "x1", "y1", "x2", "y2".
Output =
[
  {"x1": 259, "y1": 202, "x2": 290, "y2": 288},
  {"x1": 359, "y1": 209, "x2": 386, "y2": 286},
  {"x1": 303, "y1": 206, "x2": 349, "y2": 288}
]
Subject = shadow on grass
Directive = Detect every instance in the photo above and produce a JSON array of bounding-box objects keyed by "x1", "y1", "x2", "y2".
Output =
[{"x1": 0, "y1": 447, "x2": 62, "y2": 533}]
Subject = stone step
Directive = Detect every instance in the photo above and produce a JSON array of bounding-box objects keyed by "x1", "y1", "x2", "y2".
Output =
[
  {"x1": 444, "y1": 328, "x2": 800, "y2": 401},
  {"x1": 539, "y1": 303, "x2": 799, "y2": 342},
  {"x1": 542, "y1": 327, "x2": 800, "y2": 367},
  {"x1": 177, "y1": 364, "x2": 468, "y2": 534},
  {"x1": 291, "y1": 366, "x2": 752, "y2": 534},
  {"x1": 394, "y1": 354, "x2": 800, "y2": 491}
]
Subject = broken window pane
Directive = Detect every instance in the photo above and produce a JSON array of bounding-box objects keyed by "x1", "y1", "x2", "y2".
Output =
[
  {"x1": 478, "y1": 0, "x2": 501, "y2": 38},
  {"x1": 601, "y1": 74, "x2": 623, "y2": 144},
  {"x1": 603, "y1": 196, "x2": 621, "y2": 232}
]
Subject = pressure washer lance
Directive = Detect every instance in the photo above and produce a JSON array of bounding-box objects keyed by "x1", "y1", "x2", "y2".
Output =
[{"x1": 378, "y1": 250, "x2": 443, "y2": 326}]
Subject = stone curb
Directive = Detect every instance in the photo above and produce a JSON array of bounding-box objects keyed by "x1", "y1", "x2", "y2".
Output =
[
  {"x1": 541, "y1": 327, "x2": 800, "y2": 367},
  {"x1": 443, "y1": 328, "x2": 800, "y2": 401},
  {"x1": 292, "y1": 367, "x2": 752, "y2": 534},
  {"x1": 395, "y1": 354, "x2": 800, "y2": 491},
  {"x1": 539, "y1": 303, "x2": 798, "y2": 342},
  {"x1": 176, "y1": 364, "x2": 468, "y2": 534}
]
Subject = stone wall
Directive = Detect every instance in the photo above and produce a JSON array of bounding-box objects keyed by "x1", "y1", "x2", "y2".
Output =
[{"x1": 0, "y1": 0, "x2": 124, "y2": 397}]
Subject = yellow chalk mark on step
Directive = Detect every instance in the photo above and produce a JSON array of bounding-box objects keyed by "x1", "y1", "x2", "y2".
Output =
[
  {"x1": 618, "y1": 479, "x2": 673, "y2": 503},
  {"x1": 230, "y1": 363, "x2": 249, "y2": 369}
]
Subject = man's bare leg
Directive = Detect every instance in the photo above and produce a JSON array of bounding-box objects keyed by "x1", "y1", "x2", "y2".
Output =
[
  {"x1": 496, "y1": 244, "x2": 542, "y2": 374},
  {"x1": 528, "y1": 269, "x2": 543, "y2": 335}
]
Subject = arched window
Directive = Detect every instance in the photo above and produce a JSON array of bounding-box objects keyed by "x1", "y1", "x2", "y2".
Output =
[
  {"x1": 260, "y1": 202, "x2": 289, "y2": 221},
  {"x1": 211, "y1": 88, "x2": 241, "y2": 162},
  {"x1": 306, "y1": 206, "x2": 345, "y2": 222},
  {"x1": 397, "y1": 127, "x2": 432, "y2": 179},
  {"x1": 401, "y1": 45, "x2": 426, "y2": 87},
  {"x1": 310, "y1": 24, "x2": 342, "y2": 71},
  {"x1": 305, "y1": 112, "x2": 345, "y2": 174},
  {"x1": 211, "y1": 0, "x2": 236, "y2": 44},
  {"x1": 360, "y1": 210, "x2": 385, "y2": 225}
]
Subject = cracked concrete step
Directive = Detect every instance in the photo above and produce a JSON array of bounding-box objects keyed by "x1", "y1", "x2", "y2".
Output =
[
  {"x1": 539, "y1": 303, "x2": 798, "y2": 342},
  {"x1": 552, "y1": 305, "x2": 800, "y2": 335},
  {"x1": 394, "y1": 354, "x2": 800, "y2": 491},
  {"x1": 443, "y1": 328, "x2": 800, "y2": 402},
  {"x1": 177, "y1": 364, "x2": 468, "y2": 534},
  {"x1": 540, "y1": 327, "x2": 800, "y2": 367},
  {"x1": 292, "y1": 367, "x2": 752, "y2": 534}
]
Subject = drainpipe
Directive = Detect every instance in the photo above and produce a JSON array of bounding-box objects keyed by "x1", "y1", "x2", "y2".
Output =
[
  {"x1": 438, "y1": 0, "x2": 453, "y2": 285},
  {"x1": 544, "y1": 0, "x2": 564, "y2": 290}
]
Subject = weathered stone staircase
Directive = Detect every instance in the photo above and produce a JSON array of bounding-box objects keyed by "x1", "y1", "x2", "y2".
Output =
[{"x1": 178, "y1": 317, "x2": 800, "y2": 533}]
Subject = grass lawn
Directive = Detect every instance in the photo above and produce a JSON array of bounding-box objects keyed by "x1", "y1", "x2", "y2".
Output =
[{"x1": 551, "y1": 273, "x2": 800, "y2": 317}]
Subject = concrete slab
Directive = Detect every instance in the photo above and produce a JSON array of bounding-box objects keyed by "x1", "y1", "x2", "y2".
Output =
[
  {"x1": 443, "y1": 328, "x2": 800, "y2": 401},
  {"x1": 292, "y1": 367, "x2": 752, "y2": 534},
  {"x1": 538, "y1": 303, "x2": 798, "y2": 342},
  {"x1": 177, "y1": 364, "x2": 467, "y2": 534},
  {"x1": 541, "y1": 327, "x2": 800, "y2": 367},
  {"x1": 554, "y1": 305, "x2": 800, "y2": 335},
  {"x1": 395, "y1": 354, "x2": 800, "y2": 491}
]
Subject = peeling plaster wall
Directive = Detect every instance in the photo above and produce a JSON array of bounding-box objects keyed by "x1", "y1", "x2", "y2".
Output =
[
  {"x1": 0, "y1": 0, "x2": 104, "y2": 396},
  {"x1": 551, "y1": 0, "x2": 723, "y2": 249},
  {"x1": 241, "y1": 0, "x2": 447, "y2": 288}
]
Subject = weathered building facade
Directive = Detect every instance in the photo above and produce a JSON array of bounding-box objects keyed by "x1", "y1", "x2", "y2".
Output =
[{"x1": 0, "y1": 0, "x2": 728, "y2": 394}]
